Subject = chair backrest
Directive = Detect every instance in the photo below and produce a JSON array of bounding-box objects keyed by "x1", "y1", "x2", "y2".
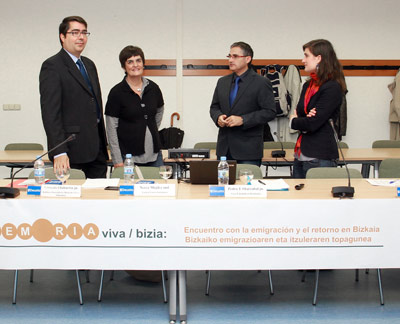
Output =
[
  {"x1": 111, "y1": 166, "x2": 162, "y2": 179},
  {"x1": 236, "y1": 164, "x2": 263, "y2": 180},
  {"x1": 378, "y1": 158, "x2": 400, "y2": 178},
  {"x1": 338, "y1": 141, "x2": 349, "y2": 148},
  {"x1": 372, "y1": 140, "x2": 400, "y2": 148},
  {"x1": 5, "y1": 143, "x2": 44, "y2": 150},
  {"x1": 193, "y1": 142, "x2": 217, "y2": 150},
  {"x1": 306, "y1": 167, "x2": 363, "y2": 179},
  {"x1": 263, "y1": 141, "x2": 295, "y2": 149},
  {"x1": 28, "y1": 167, "x2": 86, "y2": 179}
]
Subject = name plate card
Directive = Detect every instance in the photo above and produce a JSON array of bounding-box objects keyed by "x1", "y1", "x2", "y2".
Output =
[
  {"x1": 40, "y1": 185, "x2": 81, "y2": 198},
  {"x1": 134, "y1": 184, "x2": 176, "y2": 197},
  {"x1": 209, "y1": 185, "x2": 267, "y2": 198},
  {"x1": 226, "y1": 185, "x2": 267, "y2": 198}
]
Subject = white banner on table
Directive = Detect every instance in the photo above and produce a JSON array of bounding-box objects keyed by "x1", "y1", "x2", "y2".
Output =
[{"x1": 0, "y1": 199, "x2": 399, "y2": 270}]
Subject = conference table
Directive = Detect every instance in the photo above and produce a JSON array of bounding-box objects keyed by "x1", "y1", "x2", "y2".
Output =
[
  {"x1": 2, "y1": 147, "x2": 400, "y2": 179},
  {"x1": 0, "y1": 178, "x2": 399, "y2": 323},
  {"x1": 262, "y1": 148, "x2": 400, "y2": 178},
  {"x1": 163, "y1": 148, "x2": 400, "y2": 178}
]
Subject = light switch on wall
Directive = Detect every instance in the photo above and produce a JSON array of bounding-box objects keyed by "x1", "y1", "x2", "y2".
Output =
[{"x1": 3, "y1": 104, "x2": 21, "y2": 111}]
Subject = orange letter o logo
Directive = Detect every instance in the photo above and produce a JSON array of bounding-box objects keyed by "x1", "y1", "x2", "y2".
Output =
[{"x1": 32, "y1": 219, "x2": 55, "y2": 243}]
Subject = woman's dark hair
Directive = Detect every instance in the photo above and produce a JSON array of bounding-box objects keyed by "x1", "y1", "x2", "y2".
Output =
[
  {"x1": 119, "y1": 46, "x2": 145, "y2": 68},
  {"x1": 303, "y1": 39, "x2": 347, "y2": 92}
]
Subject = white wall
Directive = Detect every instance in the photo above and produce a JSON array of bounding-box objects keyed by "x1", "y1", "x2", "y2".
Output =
[{"x1": 0, "y1": 0, "x2": 398, "y2": 178}]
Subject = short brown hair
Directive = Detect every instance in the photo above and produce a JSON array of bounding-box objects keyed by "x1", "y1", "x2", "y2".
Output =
[{"x1": 119, "y1": 46, "x2": 145, "y2": 68}]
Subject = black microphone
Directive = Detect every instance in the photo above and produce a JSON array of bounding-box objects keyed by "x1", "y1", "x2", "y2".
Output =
[
  {"x1": 328, "y1": 119, "x2": 354, "y2": 198},
  {"x1": 0, "y1": 134, "x2": 77, "y2": 199},
  {"x1": 271, "y1": 131, "x2": 286, "y2": 158}
]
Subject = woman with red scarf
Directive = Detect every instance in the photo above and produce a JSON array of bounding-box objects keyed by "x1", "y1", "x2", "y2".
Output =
[{"x1": 290, "y1": 39, "x2": 347, "y2": 178}]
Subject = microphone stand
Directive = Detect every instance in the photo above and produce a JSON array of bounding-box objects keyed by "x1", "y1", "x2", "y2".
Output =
[
  {"x1": 0, "y1": 134, "x2": 76, "y2": 199},
  {"x1": 271, "y1": 131, "x2": 286, "y2": 158},
  {"x1": 328, "y1": 119, "x2": 354, "y2": 198}
]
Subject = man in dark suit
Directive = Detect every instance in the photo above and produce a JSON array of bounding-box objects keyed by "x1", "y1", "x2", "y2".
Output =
[
  {"x1": 210, "y1": 41, "x2": 276, "y2": 166},
  {"x1": 40, "y1": 16, "x2": 108, "y2": 178}
]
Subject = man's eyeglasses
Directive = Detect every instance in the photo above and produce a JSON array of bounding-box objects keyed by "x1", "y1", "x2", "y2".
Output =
[
  {"x1": 226, "y1": 54, "x2": 247, "y2": 59},
  {"x1": 66, "y1": 30, "x2": 91, "y2": 37}
]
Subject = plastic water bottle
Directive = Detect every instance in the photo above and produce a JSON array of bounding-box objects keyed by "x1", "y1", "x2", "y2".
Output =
[
  {"x1": 218, "y1": 156, "x2": 229, "y2": 185},
  {"x1": 124, "y1": 154, "x2": 135, "y2": 184},
  {"x1": 34, "y1": 156, "x2": 45, "y2": 185}
]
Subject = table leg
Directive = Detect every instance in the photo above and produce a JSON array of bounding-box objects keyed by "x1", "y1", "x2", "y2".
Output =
[
  {"x1": 361, "y1": 163, "x2": 371, "y2": 178},
  {"x1": 374, "y1": 162, "x2": 379, "y2": 178},
  {"x1": 178, "y1": 270, "x2": 187, "y2": 323},
  {"x1": 169, "y1": 270, "x2": 177, "y2": 324}
]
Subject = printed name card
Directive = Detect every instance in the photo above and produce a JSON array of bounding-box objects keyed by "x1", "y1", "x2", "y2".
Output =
[
  {"x1": 209, "y1": 185, "x2": 267, "y2": 198},
  {"x1": 27, "y1": 185, "x2": 82, "y2": 197},
  {"x1": 134, "y1": 184, "x2": 176, "y2": 197}
]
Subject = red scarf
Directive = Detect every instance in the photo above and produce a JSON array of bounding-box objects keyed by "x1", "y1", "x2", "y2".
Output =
[{"x1": 294, "y1": 73, "x2": 320, "y2": 157}]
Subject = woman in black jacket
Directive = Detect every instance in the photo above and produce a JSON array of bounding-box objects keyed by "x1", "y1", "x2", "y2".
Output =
[
  {"x1": 105, "y1": 46, "x2": 164, "y2": 168},
  {"x1": 290, "y1": 39, "x2": 347, "y2": 178}
]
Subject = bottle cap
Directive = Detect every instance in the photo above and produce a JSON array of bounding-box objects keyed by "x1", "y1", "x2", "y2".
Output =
[
  {"x1": 126, "y1": 154, "x2": 132, "y2": 158},
  {"x1": 220, "y1": 156, "x2": 227, "y2": 161}
]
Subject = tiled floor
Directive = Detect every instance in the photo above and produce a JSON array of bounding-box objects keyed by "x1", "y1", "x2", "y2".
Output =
[{"x1": 1, "y1": 268, "x2": 400, "y2": 323}]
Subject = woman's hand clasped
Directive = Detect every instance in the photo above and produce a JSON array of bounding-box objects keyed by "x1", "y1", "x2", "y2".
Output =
[{"x1": 307, "y1": 107, "x2": 317, "y2": 117}]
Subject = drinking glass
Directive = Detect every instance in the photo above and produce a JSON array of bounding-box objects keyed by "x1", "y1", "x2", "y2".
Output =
[
  {"x1": 239, "y1": 169, "x2": 254, "y2": 185},
  {"x1": 159, "y1": 165, "x2": 173, "y2": 183},
  {"x1": 55, "y1": 168, "x2": 70, "y2": 184}
]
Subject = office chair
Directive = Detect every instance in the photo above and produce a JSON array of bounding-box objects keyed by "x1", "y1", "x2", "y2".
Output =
[
  {"x1": 305, "y1": 167, "x2": 362, "y2": 179},
  {"x1": 193, "y1": 142, "x2": 217, "y2": 150},
  {"x1": 378, "y1": 158, "x2": 400, "y2": 178},
  {"x1": 97, "y1": 166, "x2": 167, "y2": 303},
  {"x1": 372, "y1": 140, "x2": 400, "y2": 148},
  {"x1": 28, "y1": 167, "x2": 86, "y2": 180},
  {"x1": 4, "y1": 143, "x2": 44, "y2": 178},
  {"x1": 110, "y1": 166, "x2": 162, "y2": 180},
  {"x1": 14, "y1": 167, "x2": 87, "y2": 305},
  {"x1": 305, "y1": 167, "x2": 383, "y2": 306},
  {"x1": 236, "y1": 164, "x2": 263, "y2": 180}
]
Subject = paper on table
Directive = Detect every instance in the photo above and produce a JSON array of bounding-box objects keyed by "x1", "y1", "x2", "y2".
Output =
[
  {"x1": 19, "y1": 179, "x2": 46, "y2": 186},
  {"x1": 367, "y1": 179, "x2": 400, "y2": 187},
  {"x1": 251, "y1": 178, "x2": 289, "y2": 191},
  {"x1": 82, "y1": 178, "x2": 120, "y2": 188}
]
